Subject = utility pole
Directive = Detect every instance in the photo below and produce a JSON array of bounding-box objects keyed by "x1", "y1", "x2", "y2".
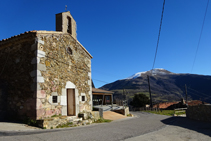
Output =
[
  {"x1": 185, "y1": 84, "x2": 188, "y2": 106},
  {"x1": 125, "y1": 89, "x2": 128, "y2": 107},
  {"x1": 123, "y1": 89, "x2": 127, "y2": 107},
  {"x1": 147, "y1": 75, "x2": 153, "y2": 108},
  {"x1": 123, "y1": 89, "x2": 125, "y2": 107},
  {"x1": 127, "y1": 90, "x2": 129, "y2": 106}
]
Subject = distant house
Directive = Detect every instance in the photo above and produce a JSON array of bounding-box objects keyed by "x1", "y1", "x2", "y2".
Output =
[
  {"x1": 0, "y1": 11, "x2": 93, "y2": 123},
  {"x1": 153, "y1": 99, "x2": 208, "y2": 110},
  {"x1": 92, "y1": 88, "x2": 114, "y2": 106},
  {"x1": 153, "y1": 101, "x2": 179, "y2": 109},
  {"x1": 187, "y1": 100, "x2": 208, "y2": 106}
]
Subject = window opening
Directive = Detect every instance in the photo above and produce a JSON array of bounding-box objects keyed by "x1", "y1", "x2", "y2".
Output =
[
  {"x1": 67, "y1": 17, "x2": 72, "y2": 34},
  {"x1": 53, "y1": 96, "x2": 57, "y2": 103},
  {"x1": 67, "y1": 47, "x2": 72, "y2": 55},
  {"x1": 82, "y1": 96, "x2": 85, "y2": 101}
]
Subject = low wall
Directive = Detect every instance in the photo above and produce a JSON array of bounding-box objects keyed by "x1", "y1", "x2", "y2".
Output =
[
  {"x1": 113, "y1": 107, "x2": 129, "y2": 116},
  {"x1": 93, "y1": 107, "x2": 103, "y2": 118},
  {"x1": 91, "y1": 111, "x2": 100, "y2": 120},
  {"x1": 37, "y1": 111, "x2": 100, "y2": 129},
  {"x1": 37, "y1": 116, "x2": 72, "y2": 129},
  {"x1": 186, "y1": 104, "x2": 211, "y2": 123}
]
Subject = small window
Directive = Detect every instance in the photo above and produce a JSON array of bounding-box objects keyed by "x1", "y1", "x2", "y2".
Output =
[
  {"x1": 67, "y1": 47, "x2": 72, "y2": 55},
  {"x1": 67, "y1": 17, "x2": 72, "y2": 34},
  {"x1": 53, "y1": 96, "x2": 57, "y2": 103},
  {"x1": 82, "y1": 96, "x2": 85, "y2": 101}
]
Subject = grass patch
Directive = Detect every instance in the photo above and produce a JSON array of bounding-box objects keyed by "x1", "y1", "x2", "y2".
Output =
[
  {"x1": 175, "y1": 111, "x2": 186, "y2": 116},
  {"x1": 56, "y1": 122, "x2": 73, "y2": 128},
  {"x1": 94, "y1": 118, "x2": 112, "y2": 123},
  {"x1": 51, "y1": 114, "x2": 62, "y2": 118},
  {"x1": 144, "y1": 110, "x2": 175, "y2": 116},
  {"x1": 144, "y1": 110, "x2": 186, "y2": 116},
  {"x1": 127, "y1": 113, "x2": 133, "y2": 117}
]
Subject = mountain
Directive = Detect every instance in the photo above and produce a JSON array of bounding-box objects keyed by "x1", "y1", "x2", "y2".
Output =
[{"x1": 100, "y1": 69, "x2": 211, "y2": 104}]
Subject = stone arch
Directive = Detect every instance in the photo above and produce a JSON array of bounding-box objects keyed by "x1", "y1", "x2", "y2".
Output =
[{"x1": 65, "y1": 81, "x2": 75, "y2": 89}]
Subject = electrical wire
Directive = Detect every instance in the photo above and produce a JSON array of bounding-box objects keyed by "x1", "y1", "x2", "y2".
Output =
[
  {"x1": 204, "y1": 95, "x2": 211, "y2": 100},
  {"x1": 191, "y1": 0, "x2": 210, "y2": 73},
  {"x1": 92, "y1": 69, "x2": 123, "y2": 79},
  {"x1": 187, "y1": 90, "x2": 211, "y2": 101},
  {"x1": 188, "y1": 87, "x2": 211, "y2": 97},
  {"x1": 92, "y1": 79, "x2": 110, "y2": 84},
  {"x1": 186, "y1": 88, "x2": 211, "y2": 103},
  {"x1": 151, "y1": 0, "x2": 166, "y2": 74},
  {"x1": 0, "y1": 49, "x2": 115, "y2": 86}
]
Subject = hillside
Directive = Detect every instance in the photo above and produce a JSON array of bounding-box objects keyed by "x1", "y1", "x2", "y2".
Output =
[{"x1": 100, "y1": 69, "x2": 211, "y2": 104}]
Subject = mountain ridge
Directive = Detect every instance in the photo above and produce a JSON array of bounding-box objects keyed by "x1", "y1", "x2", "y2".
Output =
[{"x1": 100, "y1": 69, "x2": 211, "y2": 104}]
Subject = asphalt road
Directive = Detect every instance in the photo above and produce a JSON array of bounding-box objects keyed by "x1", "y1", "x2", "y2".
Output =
[{"x1": 0, "y1": 112, "x2": 210, "y2": 141}]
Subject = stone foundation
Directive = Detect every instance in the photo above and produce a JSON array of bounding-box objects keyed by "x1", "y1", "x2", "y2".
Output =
[{"x1": 37, "y1": 115, "x2": 96, "y2": 129}]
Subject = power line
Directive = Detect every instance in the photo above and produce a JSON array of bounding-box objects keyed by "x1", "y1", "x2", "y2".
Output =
[
  {"x1": 186, "y1": 88, "x2": 211, "y2": 102},
  {"x1": 188, "y1": 91, "x2": 204, "y2": 98},
  {"x1": 191, "y1": 0, "x2": 210, "y2": 73},
  {"x1": 92, "y1": 79, "x2": 110, "y2": 84},
  {"x1": 187, "y1": 90, "x2": 211, "y2": 101},
  {"x1": 151, "y1": 0, "x2": 166, "y2": 73},
  {"x1": 204, "y1": 95, "x2": 211, "y2": 100},
  {"x1": 0, "y1": 50, "x2": 116, "y2": 85},
  {"x1": 148, "y1": 0, "x2": 165, "y2": 107},
  {"x1": 44, "y1": 55, "x2": 116, "y2": 84},
  {"x1": 92, "y1": 69, "x2": 123, "y2": 79},
  {"x1": 188, "y1": 87, "x2": 211, "y2": 97}
]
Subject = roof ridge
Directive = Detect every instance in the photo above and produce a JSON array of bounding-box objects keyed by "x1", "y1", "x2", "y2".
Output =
[{"x1": 0, "y1": 30, "x2": 37, "y2": 42}]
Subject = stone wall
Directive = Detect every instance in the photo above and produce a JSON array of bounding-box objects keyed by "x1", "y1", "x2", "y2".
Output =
[
  {"x1": 56, "y1": 11, "x2": 77, "y2": 40},
  {"x1": 0, "y1": 33, "x2": 37, "y2": 120},
  {"x1": 35, "y1": 31, "x2": 92, "y2": 119},
  {"x1": 186, "y1": 105, "x2": 211, "y2": 123},
  {"x1": 37, "y1": 116, "x2": 78, "y2": 129},
  {"x1": 91, "y1": 111, "x2": 100, "y2": 120},
  {"x1": 37, "y1": 115, "x2": 95, "y2": 129},
  {"x1": 113, "y1": 107, "x2": 129, "y2": 116},
  {"x1": 0, "y1": 29, "x2": 92, "y2": 122}
]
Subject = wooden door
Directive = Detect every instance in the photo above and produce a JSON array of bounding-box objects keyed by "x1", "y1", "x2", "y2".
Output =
[{"x1": 67, "y1": 89, "x2": 75, "y2": 116}]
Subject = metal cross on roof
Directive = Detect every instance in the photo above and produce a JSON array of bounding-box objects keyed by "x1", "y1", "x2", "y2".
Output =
[{"x1": 65, "y1": 5, "x2": 67, "y2": 11}]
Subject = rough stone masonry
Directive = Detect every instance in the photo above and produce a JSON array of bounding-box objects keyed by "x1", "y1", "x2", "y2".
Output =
[{"x1": 0, "y1": 11, "x2": 93, "y2": 126}]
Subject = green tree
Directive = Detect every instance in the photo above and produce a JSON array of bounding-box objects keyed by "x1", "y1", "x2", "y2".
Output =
[{"x1": 130, "y1": 93, "x2": 150, "y2": 107}]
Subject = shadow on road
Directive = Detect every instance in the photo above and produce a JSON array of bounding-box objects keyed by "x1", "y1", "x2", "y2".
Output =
[
  {"x1": 161, "y1": 116, "x2": 211, "y2": 137},
  {"x1": 0, "y1": 118, "x2": 25, "y2": 124}
]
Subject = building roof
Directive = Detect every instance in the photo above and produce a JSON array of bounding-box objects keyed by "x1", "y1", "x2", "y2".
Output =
[
  {"x1": 92, "y1": 88, "x2": 114, "y2": 94},
  {"x1": 187, "y1": 100, "x2": 209, "y2": 106},
  {"x1": 0, "y1": 31, "x2": 37, "y2": 46},
  {"x1": 0, "y1": 30, "x2": 93, "y2": 58}
]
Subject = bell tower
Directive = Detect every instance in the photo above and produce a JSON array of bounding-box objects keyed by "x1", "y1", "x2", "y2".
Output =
[{"x1": 56, "y1": 11, "x2": 77, "y2": 39}]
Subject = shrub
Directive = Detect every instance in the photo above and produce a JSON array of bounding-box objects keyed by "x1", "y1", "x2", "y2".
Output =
[{"x1": 130, "y1": 93, "x2": 150, "y2": 107}]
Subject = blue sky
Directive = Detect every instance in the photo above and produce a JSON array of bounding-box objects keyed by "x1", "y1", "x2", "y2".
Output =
[{"x1": 0, "y1": 0, "x2": 211, "y2": 88}]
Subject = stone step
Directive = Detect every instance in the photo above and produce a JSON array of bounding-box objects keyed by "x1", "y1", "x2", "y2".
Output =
[{"x1": 73, "y1": 117, "x2": 83, "y2": 122}]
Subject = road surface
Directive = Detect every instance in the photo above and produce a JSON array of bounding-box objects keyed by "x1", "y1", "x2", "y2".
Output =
[{"x1": 0, "y1": 112, "x2": 210, "y2": 141}]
